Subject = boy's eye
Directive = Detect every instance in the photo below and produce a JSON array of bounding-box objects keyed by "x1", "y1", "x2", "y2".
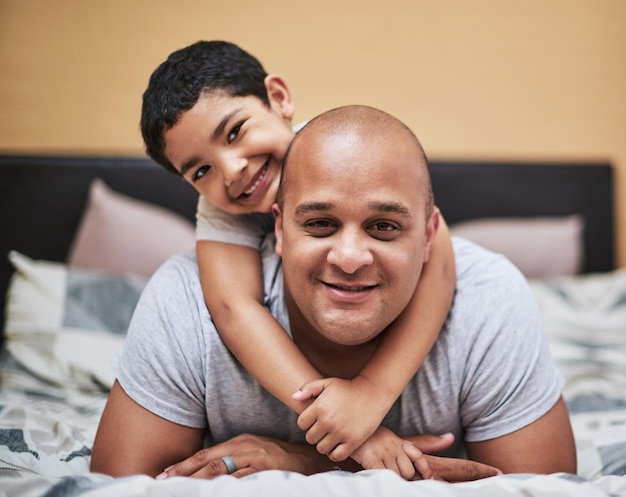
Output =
[
  {"x1": 227, "y1": 123, "x2": 243, "y2": 144},
  {"x1": 193, "y1": 165, "x2": 211, "y2": 182}
]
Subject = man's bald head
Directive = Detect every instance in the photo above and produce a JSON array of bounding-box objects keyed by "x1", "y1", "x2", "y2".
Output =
[{"x1": 276, "y1": 105, "x2": 433, "y2": 218}]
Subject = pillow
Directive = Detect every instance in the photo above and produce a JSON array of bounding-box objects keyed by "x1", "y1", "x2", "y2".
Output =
[
  {"x1": 67, "y1": 178, "x2": 196, "y2": 278},
  {"x1": 449, "y1": 215, "x2": 584, "y2": 279},
  {"x1": 4, "y1": 251, "x2": 146, "y2": 390}
]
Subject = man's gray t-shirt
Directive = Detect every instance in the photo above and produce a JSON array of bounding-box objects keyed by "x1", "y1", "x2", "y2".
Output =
[{"x1": 113, "y1": 237, "x2": 563, "y2": 456}]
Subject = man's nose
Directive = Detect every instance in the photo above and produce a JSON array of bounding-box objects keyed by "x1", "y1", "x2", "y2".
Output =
[
  {"x1": 221, "y1": 156, "x2": 247, "y2": 186},
  {"x1": 326, "y1": 229, "x2": 374, "y2": 274}
]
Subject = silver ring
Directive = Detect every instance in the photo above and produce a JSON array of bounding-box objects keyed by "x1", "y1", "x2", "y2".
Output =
[{"x1": 221, "y1": 455, "x2": 237, "y2": 475}]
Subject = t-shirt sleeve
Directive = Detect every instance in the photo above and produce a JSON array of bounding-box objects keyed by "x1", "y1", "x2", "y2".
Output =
[
  {"x1": 112, "y1": 253, "x2": 209, "y2": 429},
  {"x1": 453, "y1": 241, "x2": 564, "y2": 442},
  {"x1": 195, "y1": 195, "x2": 274, "y2": 249}
]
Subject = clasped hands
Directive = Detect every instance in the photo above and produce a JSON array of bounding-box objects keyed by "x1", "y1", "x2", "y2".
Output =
[{"x1": 157, "y1": 376, "x2": 501, "y2": 482}]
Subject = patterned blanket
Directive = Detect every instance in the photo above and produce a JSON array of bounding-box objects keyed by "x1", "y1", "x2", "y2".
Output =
[{"x1": 1, "y1": 261, "x2": 625, "y2": 496}]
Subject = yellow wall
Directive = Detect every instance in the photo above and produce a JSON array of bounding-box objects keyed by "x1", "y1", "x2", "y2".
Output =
[{"x1": 1, "y1": 0, "x2": 625, "y2": 266}]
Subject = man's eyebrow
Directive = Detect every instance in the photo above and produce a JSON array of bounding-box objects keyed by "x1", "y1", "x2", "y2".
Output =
[
  {"x1": 294, "y1": 201, "x2": 334, "y2": 216},
  {"x1": 370, "y1": 201, "x2": 411, "y2": 217},
  {"x1": 293, "y1": 201, "x2": 411, "y2": 217}
]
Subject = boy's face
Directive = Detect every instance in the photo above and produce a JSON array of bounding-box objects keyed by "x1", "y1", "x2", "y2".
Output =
[{"x1": 163, "y1": 88, "x2": 295, "y2": 215}]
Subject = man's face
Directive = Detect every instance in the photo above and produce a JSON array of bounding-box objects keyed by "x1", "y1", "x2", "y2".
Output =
[
  {"x1": 274, "y1": 126, "x2": 438, "y2": 347},
  {"x1": 164, "y1": 89, "x2": 295, "y2": 215}
]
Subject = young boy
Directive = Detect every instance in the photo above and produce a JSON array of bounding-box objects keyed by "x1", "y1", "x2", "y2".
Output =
[{"x1": 140, "y1": 40, "x2": 455, "y2": 479}]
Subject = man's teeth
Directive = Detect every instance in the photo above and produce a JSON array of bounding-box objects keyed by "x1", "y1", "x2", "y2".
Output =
[{"x1": 334, "y1": 285, "x2": 369, "y2": 291}]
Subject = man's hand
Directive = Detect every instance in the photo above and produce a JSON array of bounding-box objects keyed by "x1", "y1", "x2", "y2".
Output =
[
  {"x1": 155, "y1": 433, "x2": 332, "y2": 480},
  {"x1": 422, "y1": 455, "x2": 502, "y2": 482},
  {"x1": 407, "y1": 434, "x2": 502, "y2": 482},
  {"x1": 294, "y1": 375, "x2": 391, "y2": 461}
]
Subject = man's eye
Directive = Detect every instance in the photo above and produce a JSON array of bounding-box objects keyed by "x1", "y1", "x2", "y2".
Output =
[
  {"x1": 304, "y1": 219, "x2": 336, "y2": 236},
  {"x1": 368, "y1": 221, "x2": 401, "y2": 240},
  {"x1": 227, "y1": 123, "x2": 243, "y2": 144},
  {"x1": 193, "y1": 165, "x2": 211, "y2": 182},
  {"x1": 372, "y1": 221, "x2": 396, "y2": 232}
]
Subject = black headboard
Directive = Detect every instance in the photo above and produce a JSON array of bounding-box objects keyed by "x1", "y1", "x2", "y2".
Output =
[
  {"x1": 0, "y1": 155, "x2": 615, "y2": 344},
  {"x1": 429, "y1": 160, "x2": 615, "y2": 275}
]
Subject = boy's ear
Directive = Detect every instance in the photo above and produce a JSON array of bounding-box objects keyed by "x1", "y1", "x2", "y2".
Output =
[
  {"x1": 422, "y1": 207, "x2": 441, "y2": 264},
  {"x1": 265, "y1": 74, "x2": 295, "y2": 121}
]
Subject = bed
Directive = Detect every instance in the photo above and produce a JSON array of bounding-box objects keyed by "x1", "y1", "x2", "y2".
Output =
[{"x1": 1, "y1": 154, "x2": 625, "y2": 497}]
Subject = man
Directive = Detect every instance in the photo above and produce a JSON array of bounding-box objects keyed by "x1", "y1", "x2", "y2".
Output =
[{"x1": 91, "y1": 105, "x2": 576, "y2": 480}]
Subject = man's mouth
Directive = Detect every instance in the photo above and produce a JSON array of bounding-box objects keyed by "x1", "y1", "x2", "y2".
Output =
[
  {"x1": 324, "y1": 281, "x2": 377, "y2": 303},
  {"x1": 239, "y1": 161, "x2": 269, "y2": 199},
  {"x1": 328, "y1": 283, "x2": 374, "y2": 292}
]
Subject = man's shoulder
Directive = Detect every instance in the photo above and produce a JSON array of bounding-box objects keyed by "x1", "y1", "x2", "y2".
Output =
[
  {"x1": 452, "y1": 236, "x2": 526, "y2": 286},
  {"x1": 149, "y1": 251, "x2": 199, "y2": 287},
  {"x1": 449, "y1": 236, "x2": 539, "y2": 332}
]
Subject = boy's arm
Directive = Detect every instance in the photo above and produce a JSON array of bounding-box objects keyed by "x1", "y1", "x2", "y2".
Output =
[
  {"x1": 297, "y1": 213, "x2": 456, "y2": 461},
  {"x1": 197, "y1": 240, "x2": 322, "y2": 413}
]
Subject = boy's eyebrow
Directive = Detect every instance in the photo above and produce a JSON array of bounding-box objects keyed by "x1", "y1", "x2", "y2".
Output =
[
  {"x1": 178, "y1": 108, "x2": 242, "y2": 176},
  {"x1": 180, "y1": 157, "x2": 200, "y2": 177},
  {"x1": 212, "y1": 109, "x2": 240, "y2": 140},
  {"x1": 294, "y1": 201, "x2": 411, "y2": 217}
]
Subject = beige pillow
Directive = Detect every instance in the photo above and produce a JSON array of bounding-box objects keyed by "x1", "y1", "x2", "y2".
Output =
[
  {"x1": 450, "y1": 215, "x2": 584, "y2": 279},
  {"x1": 68, "y1": 179, "x2": 195, "y2": 278}
]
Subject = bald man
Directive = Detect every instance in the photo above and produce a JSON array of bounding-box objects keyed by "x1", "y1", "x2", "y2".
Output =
[{"x1": 92, "y1": 105, "x2": 576, "y2": 481}]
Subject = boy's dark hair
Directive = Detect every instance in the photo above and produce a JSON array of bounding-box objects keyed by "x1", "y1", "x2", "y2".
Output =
[{"x1": 141, "y1": 40, "x2": 269, "y2": 173}]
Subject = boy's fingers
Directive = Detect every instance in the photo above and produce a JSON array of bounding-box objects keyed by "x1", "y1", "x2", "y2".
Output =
[
  {"x1": 396, "y1": 454, "x2": 417, "y2": 480},
  {"x1": 292, "y1": 390, "x2": 314, "y2": 401},
  {"x1": 297, "y1": 410, "x2": 316, "y2": 431},
  {"x1": 403, "y1": 443, "x2": 431, "y2": 480},
  {"x1": 293, "y1": 379, "x2": 327, "y2": 399},
  {"x1": 303, "y1": 422, "x2": 326, "y2": 445},
  {"x1": 327, "y1": 443, "x2": 353, "y2": 462}
]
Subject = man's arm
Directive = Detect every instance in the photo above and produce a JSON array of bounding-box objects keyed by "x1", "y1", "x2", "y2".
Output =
[
  {"x1": 91, "y1": 381, "x2": 205, "y2": 477},
  {"x1": 466, "y1": 396, "x2": 576, "y2": 474}
]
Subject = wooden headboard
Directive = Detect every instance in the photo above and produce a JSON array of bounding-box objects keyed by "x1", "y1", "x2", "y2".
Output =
[{"x1": 0, "y1": 154, "x2": 615, "y2": 340}]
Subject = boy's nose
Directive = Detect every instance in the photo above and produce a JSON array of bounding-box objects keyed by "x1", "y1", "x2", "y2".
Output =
[{"x1": 222, "y1": 157, "x2": 247, "y2": 186}]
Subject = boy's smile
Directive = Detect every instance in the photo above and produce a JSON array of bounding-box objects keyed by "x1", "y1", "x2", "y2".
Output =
[
  {"x1": 163, "y1": 83, "x2": 295, "y2": 215},
  {"x1": 239, "y1": 160, "x2": 270, "y2": 202}
]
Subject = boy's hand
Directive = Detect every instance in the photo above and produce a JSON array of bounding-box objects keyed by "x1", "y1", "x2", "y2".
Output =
[
  {"x1": 350, "y1": 426, "x2": 432, "y2": 480},
  {"x1": 294, "y1": 375, "x2": 391, "y2": 461}
]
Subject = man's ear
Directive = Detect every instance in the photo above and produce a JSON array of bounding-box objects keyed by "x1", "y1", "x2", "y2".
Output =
[
  {"x1": 422, "y1": 207, "x2": 440, "y2": 264},
  {"x1": 265, "y1": 74, "x2": 295, "y2": 121},
  {"x1": 272, "y1": 202, "x2": 284, "y2": 256}
]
